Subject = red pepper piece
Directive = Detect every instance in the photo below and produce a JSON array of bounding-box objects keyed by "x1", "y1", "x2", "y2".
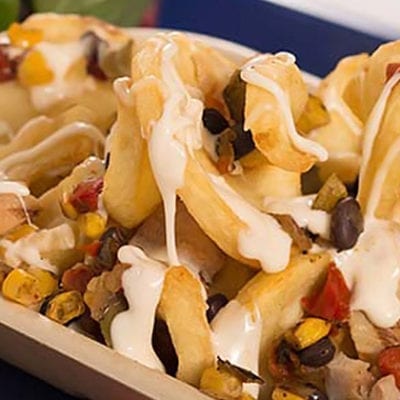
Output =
[
  {"x1": 62, "y1": 263, "x2": 94, "y2": 294},
  {"x1": 80, "y1": 240, "x2": 101, "y2": 257},
  {"x1": 0, "y1": 46, "x2": 16, "y2": 82},
  {"x1": 70, "y1": 177, "x2": 103, "y2": 214},
  {"x1": 302, "y1": 262, "x2": 351, "y2": 321},
  {"x1": 378, "y1": 346, "x2": 400, "y2": 388}
]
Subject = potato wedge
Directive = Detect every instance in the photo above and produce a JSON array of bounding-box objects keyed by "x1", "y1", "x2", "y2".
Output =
[
  {"x1": 308, "y1": 54, "x2": 368, "y2": 183},
  {"x1": 243, "y1": 53, "x2": 322, "y2": 172},
  {"x1": 158, "y1": 266, "x2": 215, "y2": 386},
  {"x1": 103, "y1": 77, "x2": 162, "y2": 228},
  {"x1": 235, "y1": 251, "x2": 331, "y2": 379}
]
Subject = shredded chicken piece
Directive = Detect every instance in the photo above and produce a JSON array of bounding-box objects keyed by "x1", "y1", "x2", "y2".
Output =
[
  {"x1": 0, "y1": 193, "x2": 39, "y2": 235},
  {"x1": 369, "y1": 375, "x2": 400, "y2": 400},
  {"x1": 84, "y1": 262, "x2": 129, "y2": 321},
  {"x1": 131, "y1": 200, "x2": 226, "y2": 279},
  {"x1": 325, "y1": 352, "x2": 375, "y2": 400},
  {"x1": 350, "y1": 311, "x2": 385, "y2": 362}
]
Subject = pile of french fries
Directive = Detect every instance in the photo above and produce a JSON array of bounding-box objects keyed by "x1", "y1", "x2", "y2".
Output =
[{"x1": 1, "y1": 12, "x2": 400, "y2": 400}]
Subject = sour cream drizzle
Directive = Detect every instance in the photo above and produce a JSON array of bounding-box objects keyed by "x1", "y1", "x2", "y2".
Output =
[
  {"x1": 30, "y1": 41, "x2": 86, "y2": 110},
  {"x1": 240, "y1": 53, "x2": 328, "y2": 162},
  {"x1": 111, "y1": 245, "x2": 166, "y2": 371},
  {"x1": 264, "y1": 195, "x2": 330, "y2": 238},
  {"x1": 211, "y1": 301, "x2": 262, "y2": 398},
  {"x1": 209, "y1": 174, "x2": 291, "y2": 272},
  {"x1": 147, "y1": 39, "x2": 203, "y2": 266}
]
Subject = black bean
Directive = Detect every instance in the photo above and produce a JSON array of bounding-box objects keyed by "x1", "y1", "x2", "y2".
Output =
[
  {"x1": 81, "y1": 31, "x2": 107, "y2": 81},
  {"x1": 94, "y1": 227, "x2": 133, "y2": 272},
  {"x1": 206, "y1": 293, "x2": 228, "y2": 322},
  {"x1": 202, "y1": 108, "x2": 229, "y2": 135},
  {"x1": 330, "y1": 197, "x2": 364, "y2": 251},
  {"x1": 152, "y1": 319, "x2": 178, "y2": 376},
  {"x1": 231, "y1": 123, "x2": 255, "y2": 159},
  {"x1": 298, "y1": 337, "x2": 335, "y2": 367}
]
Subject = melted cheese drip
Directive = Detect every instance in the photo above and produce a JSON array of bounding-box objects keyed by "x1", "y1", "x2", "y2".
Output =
[
  {"x1": 334, "y1": 218, "x2": 400, "y2": 328},
  {"x1": 264, "y1": 195, "x2": 330, "y2": 238},
  {"x1": 111, "y1": 245, "x2": 165, "y2": 371},
  {"x1": 0, "y1": 122, "x2": 104, "y2": 171},
  {"x1": 147, "y1": 40, "x2": 203, "y2": 266},
  {"x1": 211, "y1": 300, "x2": 262, "y2": 398},
  {"x1": 31, "y1": 41, "x2": 86, "y2": 110},
  {"x1": 0, "y1": 224, "x2": 75, "y2": 273},
  {"x1": 0, "y1": 181, "x2": 29, "y2": 196},
  {"x1": 320, "y1": 84, "x2": 362, "y2": 137},
  {"x1": 359, "y1": 72, "x2": 400, "y2": 186},
  {"x1": 209, "y1": 174, "x2": 291, "y2": 272},
  {"x1": 240, "y1": 54, "x2": 328, "y2": 162}
]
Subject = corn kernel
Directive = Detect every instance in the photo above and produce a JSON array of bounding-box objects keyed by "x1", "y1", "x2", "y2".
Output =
[
  {"x1": 272, "y1": 388, "x2": 304, "y2": 400},
  {"x1": 287, "y1": 318, "x2": 331, "y2": 350},
  {"x1": 7, "y1": 23, "x2": 43, "y2": 48},
  {"x1": 60, "y1": 199, "x2": 79, "y2": 220},
  {"x1": 79, "y1": 212, "x2": 106, "y2": 239},
  {"x1": 5, "y1": 224, "x2": 37, "y2": 242},
  {"x1": 18, "y1": 50, "x2": 54, "y2": 86},
  {"x1": 28, "y1": 267, "x2": 58, "y2": 298},
  {"x1": 45, "y1": 290, "x2": 85, "y2": 324},
  {"x1": 2, "y1": 268, "x2": 42, "y2": 306},
  {"x1": 200, "y1": 366, "x2": 242, "y2": 400}
]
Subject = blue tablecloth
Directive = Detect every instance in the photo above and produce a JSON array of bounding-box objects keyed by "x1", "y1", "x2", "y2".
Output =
[{"x1": 1, "y1": 358, "x2": 76, "y2": 399}]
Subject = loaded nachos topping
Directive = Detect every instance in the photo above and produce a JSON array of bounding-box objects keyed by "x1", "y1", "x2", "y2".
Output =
[{"x1": 2, "y1": 13, "x2": 400, "y2": 400}]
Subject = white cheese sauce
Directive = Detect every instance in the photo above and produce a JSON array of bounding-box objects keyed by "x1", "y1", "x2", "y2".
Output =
[
  {"x1": 0, "y1": 180, "x2": 29, "y2": 196},
  {"x1": 30, "y1": 41, "x2": 87, "y2": 110},
  {"x1": 209, "y1": 173, "x2": 291, "y2": 272},
  {"x1": 264, "y1": 195, "x2": 330, "y2": 238},
  {"x1": 240, "y1": 53, "x2": 328, "y2": 162},
  {"x1": 111, "y1": 245, "x2": 166, "y2": 371},
  {"x1": 0, "y1": 223, "x2": 75, "y2": 274},
  {"x1": 147, "y1": 39, "x2": 203, "y2": 266},
  {"x1": 0, "y1": 122, "x2": 104, "y2": 172},
  {"x1": 211, "y1": 300, "x2": 262, "y2": 398},
  {"x1": 333, "y1": 218, "x2": 400, "y2": 328}
]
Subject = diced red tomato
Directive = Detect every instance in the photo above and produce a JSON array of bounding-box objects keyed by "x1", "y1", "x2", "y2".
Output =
[
  {"x1": 69, "y1": 177, "x2": 103, "y2": 214},
  {"x1": 0, "y1": 46, "x2": 16, "y2": 82},
  {"x1": 80, "y1": 240, "x2": 101, "y2": 257},
  {"x1": 302, "y1": 262, "x2": 351, "y2": 321},
  {"x1": 386, "y1": 63, "x2": 400, "y2": 81},
  {"x1": 61, "y1": 263, "x2": 94, "y2": 294},
  {"x1": 378, "y1": 346, "x2": 400, "y2": 388}
]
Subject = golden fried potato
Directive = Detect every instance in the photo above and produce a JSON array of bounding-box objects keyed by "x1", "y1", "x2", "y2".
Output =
[
  {"x1": 0, "y1": 121, "x2": 104, "y2": 196},
  {"x1": 308, "y1": 54, "x2": 368, "y2": 183},
  {"x1": 235, "y1": 252, "x2": 331, "y2": 379},
  {"x1": 158, "y1": 266, "x2": 215, "y2": 386},
  {"x1": 243, "y1": 53, "x2": 320, "y2": 172}
]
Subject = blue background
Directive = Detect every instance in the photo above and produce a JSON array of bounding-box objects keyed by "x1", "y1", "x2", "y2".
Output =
[{"x1": 2, "y1": 0, "x2": 387, "y2": 398}]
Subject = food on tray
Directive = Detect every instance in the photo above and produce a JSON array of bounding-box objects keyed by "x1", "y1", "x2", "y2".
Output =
[{"x1": 2, "y1": 13, "x2": 400, "y2": 400}]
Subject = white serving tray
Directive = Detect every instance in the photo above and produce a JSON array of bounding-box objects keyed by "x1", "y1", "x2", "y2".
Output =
[{"x1": 0, "y1": 28, "x2": 319, "y2": 400}]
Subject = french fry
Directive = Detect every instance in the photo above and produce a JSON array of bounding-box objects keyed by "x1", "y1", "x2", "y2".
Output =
[
  {"x1": 243, "y1": 53, "x2": 316, "y2": 172},
  {"x1": 235, "y1": 252, "x2": 331, "y2": 379},
  {"x1": 103, "y1": 77, "x2": 162, "y2": 228},
  {"x1": 158, "y1": 266, "x2": 215, "y2": 386},
  {"x1": 307, "y1": 54, "x2": 368, "y2": 183},
  {"x1": 0, "y1": 122, "x2": 104, "y2": 196}
]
